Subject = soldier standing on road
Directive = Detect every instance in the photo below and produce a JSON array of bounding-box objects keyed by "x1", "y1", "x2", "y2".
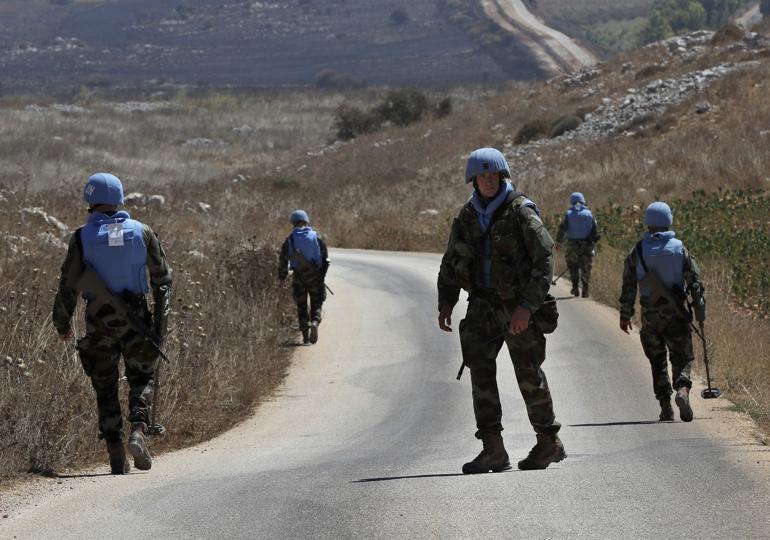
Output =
[
  {"x1": 619, "y1": 201, "x2": 705, "y2": 422},
  {"x1": 555, "y1": 192, "x2": 601, "y2": 298},
  {"x1": 52, "y1": 173, "x2": 172, "y2": 474},
  {"x1": 437, "y1": 147, "x2": 565, "y2": 474},
  {"x1": 278, "y1": 210, "x2": 329, "y2": 345}
]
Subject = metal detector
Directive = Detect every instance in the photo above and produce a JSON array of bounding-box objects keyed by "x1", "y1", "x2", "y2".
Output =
[
  {"x1": 692, "y1": 321, "x2": 721, "y2": 399},
  {"x1": 551, "y1": 267, "x2": 569, "y2": 286},
  {"x1": 147, "y1": 346, "x2": 170, "y2": 436}
]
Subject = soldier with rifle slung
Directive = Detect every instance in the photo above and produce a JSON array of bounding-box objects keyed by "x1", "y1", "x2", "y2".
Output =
[
  {"x1": 52, "y1": 173, "x2": 172, "y2": 474},
  {"x1": 619, "y1": 201, "x2": 705, "y2": 422},
  {"x1": 437, "y1": 148, "x2": 565, "y2": 474}
]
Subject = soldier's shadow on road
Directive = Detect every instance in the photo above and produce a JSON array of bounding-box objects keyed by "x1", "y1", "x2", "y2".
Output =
[{"x1": 352, "y1": 471, "x2": 518, "y2": 483}]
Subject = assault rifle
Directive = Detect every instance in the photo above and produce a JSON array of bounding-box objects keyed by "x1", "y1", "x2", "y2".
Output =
[{"x1": 75, "y1": 265, "x2": 170, "y2": 434}]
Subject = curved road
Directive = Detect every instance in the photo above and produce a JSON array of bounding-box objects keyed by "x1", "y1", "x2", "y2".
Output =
[
  {"x1": 4, "y1": 250, "x2": 770, "y2": 538},
  {"x1": 482, "y1": 0, "x2": 597, "y2": 73}
]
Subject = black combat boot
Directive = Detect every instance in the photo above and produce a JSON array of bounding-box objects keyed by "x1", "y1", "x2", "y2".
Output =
[
  {"x1": 309, "y1": 320, "x2": 319, "y2": 344},
  {"x1": 128, "y1": 422, "x2": 152, "y2": 471},
  {"x1": 301, "y1": 328, "x2": 310, "y2": 345},
  {"x1": 462, "y1": 432, "x2": 511, "y2": 474},
  {"x1": 659, "y1": 398, "x2": 675, "y2": 421},
  {"x1": 107, "y1": 440, "x2": 131, "y2": 475},
  {"x1": 571, "y1": 283, "x2": 579, "y2": 297},
  {"x1": 517, "y1": 433, "x2": 567, "y2": 470},
  {"x1": 581, "y1": 283, "x2": 590, "y2": 298},
  {"x1": 675, "y1": 387, "x2": 694, "y2": 422}
]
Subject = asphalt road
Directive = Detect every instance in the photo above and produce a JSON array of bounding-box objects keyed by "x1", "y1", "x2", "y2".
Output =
[{"x1": 4, "y1": 249, "x2": 770, "y2": 539}]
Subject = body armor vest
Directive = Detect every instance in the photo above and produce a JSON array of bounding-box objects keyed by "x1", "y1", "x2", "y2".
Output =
[
  {"x1": 289, "y1": 227, "x2": 322, "y2": 268},
  {"x1": 565, "y1": 205, "x2": 594, "y2": 240},
  {"x1": 81, "y1": 211, "x2": 149, "y2": 295},
  {"x1": 636, "y1": 232, "x2": 685, "y2": 298}
]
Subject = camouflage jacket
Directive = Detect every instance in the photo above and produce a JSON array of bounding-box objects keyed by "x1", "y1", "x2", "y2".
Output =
[
  {"x1": 277, "y1": 232, "x2": 329, "y2": 282},
  {"x1": 618, "y1": 243, "x2": 702, "y2": 322},
  {"x1": 437, "y1": 194, "x2": 554, "y2": 311},
  {"x1": 52, "y1": 223, "x2": 173, "y2": 339}
]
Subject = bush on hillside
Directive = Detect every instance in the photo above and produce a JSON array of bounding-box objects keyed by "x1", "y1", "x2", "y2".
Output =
[
  {"x1": 374, "y1": 88, "x2": 430, "y2": 127},
  {"x1": 333, "y1": 106, "x2": 380, "y2": 141},
  {"x1": 514, "y1": 118, "x2": 551, "y2": 145},
  {"x1": 549, "y1": 115, "x2": 582, "y2": 138},
  {"x1": 332, "y1": 89, "x2": 451, "y2": 140},
  {"x1": 641, "y1": 0, "x2": 744, "y2": 44},
  {"x1": 762, "y1": 0, "x2": 770, "y2": 15},
  {"x1": 710, "y1": 22, "x2": 744, "y2": 46}
]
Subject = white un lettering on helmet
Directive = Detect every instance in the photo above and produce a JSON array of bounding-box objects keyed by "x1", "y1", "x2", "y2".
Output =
[{"x1": 85, "y1": 183, "x2": 95, "y2": 196}]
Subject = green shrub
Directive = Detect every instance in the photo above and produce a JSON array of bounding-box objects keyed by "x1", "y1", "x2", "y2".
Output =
[
  {"x1": 314, "y1": 69, "x2": 366, "y2": 89},
  {"x1": 514, "y1": 118, "x2": 551, "y2": 145},
  {"x1": 333, "y1": 105, "x2": 380, "y2": 141},
  {"x1": 374, "y1": 88, "x2": 430, "y2": 127},
  {"x1": 389, "y1": 8, "x2": 410, "y2": 25},
  {"x1": 549, "y1": 115, "x2": 582, "y2": 138}
]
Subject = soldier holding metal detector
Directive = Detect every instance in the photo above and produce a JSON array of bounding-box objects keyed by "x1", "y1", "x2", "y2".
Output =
[
  {"x1": 619, "y1": 201, "x2": 712, "y2": 423},
  {"x1": 278, "y1": 210, "x2": 330, "y2": 345},
  {"x1": 52, "y1": 173, "x2": 172, "y2": 474}
]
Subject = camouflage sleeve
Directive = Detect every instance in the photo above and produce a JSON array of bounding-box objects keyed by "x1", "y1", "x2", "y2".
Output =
[
  {"x1": 317, "y1": 234, "x2": 330, "y2": 277},
  {"x1": 683, "y1": 247, "x2": 705, "y2": 306},
  {"x1": 437, "y1": 219, "x2": 462, "y2": 311},
  {"x1": 52, "y1": 231, "x2": 85, "y2": 335},
  {"x1": 619, "y1": 249, "x2": 638, "y2": 320},
  {"x1": 591, "y1": 218, "x2": 601, "y2": 243},
  {"x1": 554, "y1": 214, "x2": 568, "y2": 244},
  {"x1": 143, "y1": 225, "x2": 172, "y2": 343},
  {"x1": 517, "y1": 205, "x2": 554, "y2": 310},
  {"x1": 278, "y1": 237, "x2": 291, "y2": 280}
]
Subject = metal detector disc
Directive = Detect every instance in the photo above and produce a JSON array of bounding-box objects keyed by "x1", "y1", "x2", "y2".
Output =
[{"x1": 701, "y1": 388, "x2": 722, "y2": 399}]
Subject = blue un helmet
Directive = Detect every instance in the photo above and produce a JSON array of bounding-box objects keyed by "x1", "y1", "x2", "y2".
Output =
[
  {"x1": 290, "y1": 209, "x2": 310, "y2": 225},
  {"x1": 644, "y1": 201, "x2": 673, "y2": 228},
  {"x1": 570, "y1": 192, "x2": 586, "y2": 205},
  {"x1": 464, "y1": 148, "x2": 511, "y2": 183},
  {"x1": 84, "y1": 173, "x2": 124, "y2": 206}
]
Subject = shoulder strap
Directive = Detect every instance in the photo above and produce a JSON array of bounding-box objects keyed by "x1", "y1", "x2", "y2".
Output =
[{"x1": 488, "y1": 190, "x2": 523, "y2": 230}]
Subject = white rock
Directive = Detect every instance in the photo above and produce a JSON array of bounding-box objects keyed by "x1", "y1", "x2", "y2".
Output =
[
  {"x1": 197, "y1": 202, "x2": 212, "y2": 214},
  {"x1": 36, "y1": 232, "x2": 68, "y2": 250},
  {"x1": 147, "y1": 195, "x2": 165, "y2": 208},
  {"x1": 124, "y1": 192, "x2": 146, "y2": 205}
]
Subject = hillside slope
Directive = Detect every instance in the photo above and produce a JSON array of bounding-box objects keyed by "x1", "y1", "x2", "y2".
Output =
[{"x1": 0, "y1": 0, "x2": 531, "y2": 92}]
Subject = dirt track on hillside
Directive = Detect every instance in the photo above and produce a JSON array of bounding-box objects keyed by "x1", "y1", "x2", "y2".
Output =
[{"x1": 482, "y1": 0, "x2": 597, "y2": 74}]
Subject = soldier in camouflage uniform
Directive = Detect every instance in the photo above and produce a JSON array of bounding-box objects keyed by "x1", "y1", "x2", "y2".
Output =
[
  {"x1": 619, "y1": 202, "x2": 705, "y2": 422},
  {"x1": 437, "y1": 148, "x2": 565, "y2": 474},
  {"x1": 53, "y1": 173, "x2": 172, "y2": 474},
  {"x1": 555, "y1": 192, "x2": 600, "y2": 298},
  {"x1": 278, "y1": 210, "x2": 329, "y2": 345}
]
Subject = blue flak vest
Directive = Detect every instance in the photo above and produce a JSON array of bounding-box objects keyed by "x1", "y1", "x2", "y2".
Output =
[
  {"x1": 635, "y1": 231, "x2": 685, "y2": 298},
  {"x1": 81, "y1": 211, "x2": 149, "y2": 295},
  {"x1": 565, "y1": 205, "x2": 594, "y2": 240},
  {"x1": 289, "y1": 227, "x2": 322, "y2": 269}
]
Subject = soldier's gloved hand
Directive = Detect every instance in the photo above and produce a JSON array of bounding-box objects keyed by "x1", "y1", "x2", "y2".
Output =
[
  {"x1": 508, "y1": 305, "x2": 530, "y2": 336},
  {"x1": 438, "y1": 306, "x2": 453, "y2": 332},
  {"x1": 620, "y1": 318, "x2": 632, "y2": 334}
]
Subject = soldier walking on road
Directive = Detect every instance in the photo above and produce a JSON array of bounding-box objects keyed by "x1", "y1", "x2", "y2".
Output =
[
  {"x1": 437, "y1": 148, "x2": 565, "y2": 474},
  {"x1": 52, "y1": 173, "x2": 172, "y2": 474},
  {"x1": 278, "y1": 210, "x2": 329, "y2": 345},
  {"x1": 619, "y1": 202, "x2": 706, "y2": 422},
  {"x1": 555, "y1": 192, "x2": 600, "y2": 298}
]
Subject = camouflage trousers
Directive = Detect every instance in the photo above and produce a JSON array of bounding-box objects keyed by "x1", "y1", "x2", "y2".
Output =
[
  {"x1": 76, "y1": 303, "x2": 157, "y2": 443},
  {"x1": 639, "y1": 311, "x2": 694, "y2": 400},
  {"x1": 459, "y1": 295, "x2": 560, "y2": 438},
  {"x1": 292, "y1": 278, "x2": 326, "y2": 331},
  {"x1": 565, "y1": 241, "x2": 593, "y2": 288}
]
